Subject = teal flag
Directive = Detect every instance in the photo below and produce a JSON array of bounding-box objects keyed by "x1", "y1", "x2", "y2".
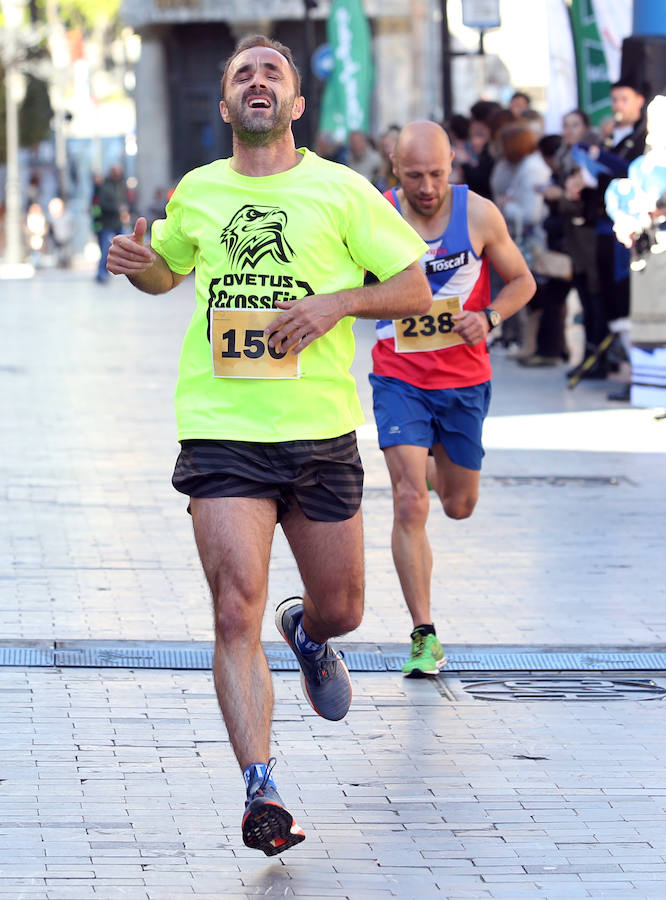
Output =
[
  {"x1": 319, "y1": 0, "x2": 374, "y2": 142},
  {"x1": 568, "y1": 0, "x2": 613, "y2": 125}
]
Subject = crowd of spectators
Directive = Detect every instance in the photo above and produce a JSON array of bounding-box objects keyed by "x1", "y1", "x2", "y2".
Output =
[{"x1": 324, "y1": 83, "x2": 649, "y2": 396}]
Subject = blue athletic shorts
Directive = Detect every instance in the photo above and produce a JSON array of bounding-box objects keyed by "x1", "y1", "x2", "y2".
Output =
[{"x1": 369, "y1": 373, "x2": 491, "y2": 470}]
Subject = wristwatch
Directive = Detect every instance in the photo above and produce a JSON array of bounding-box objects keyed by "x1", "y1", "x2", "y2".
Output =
[{"x1": 483, "y1": 307, "x2": 501, "y2": 331}]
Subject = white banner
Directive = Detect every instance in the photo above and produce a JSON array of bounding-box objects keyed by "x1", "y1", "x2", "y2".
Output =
[
  {"x1": 545, "y1": 0, "x2": 632, "y2": 134},
  {"x1": 545, "y1": 0, "x2": 578, "y2": 133},
  {"x1": 591, "y1": 0, "x2": 632, "y2": 82}
]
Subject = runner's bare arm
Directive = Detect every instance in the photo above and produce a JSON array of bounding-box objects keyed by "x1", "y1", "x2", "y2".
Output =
[
  {"x1": 265, "y1": 262, "x2": 431, "y2": 355},
  {"x1": 451, "y1": 195, "x2": 536, "y2": 346},
  {"x1": 106, "y1": 217, "x2": 187, "y2": 295}
]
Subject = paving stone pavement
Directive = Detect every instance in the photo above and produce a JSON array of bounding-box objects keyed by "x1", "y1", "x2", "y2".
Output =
[{"x1": 1, "y1": 270, "x2": 666, "y2": 899}]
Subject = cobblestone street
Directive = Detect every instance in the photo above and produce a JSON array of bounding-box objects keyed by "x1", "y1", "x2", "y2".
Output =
[{"x1": 1, "y1": 269, "x2": 665, "y2": 898}]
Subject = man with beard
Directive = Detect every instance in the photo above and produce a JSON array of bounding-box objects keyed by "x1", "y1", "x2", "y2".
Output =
[
  {"x1": 106, "y1": 35, "x2": 430, "y2": 856},
  {"x1": 370, "y1": 121, "x2": 535, "y2": 677},
  {"x1": 565, "y1": 80, "x2": 647, "y2": 397}
]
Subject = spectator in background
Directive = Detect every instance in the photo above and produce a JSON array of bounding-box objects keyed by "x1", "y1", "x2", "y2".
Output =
[
  {"x1": 564, "y1": 80, "x2": 647, "y2": 396},
  {"x1": 460, "y1": 105, "x2": 519, "y2": 344},
  {"x1": 491, "y1": 123, "x2": 551, "y2": 262},
  {"x1": 346, "y1": 130, "x2": 382, "y2": 183},
  {"x1": 445, "y1": 114, "x2": 472, "y2": 184},
  {"x1": 314, "y1": 131, "x2": 347, "y2": 164},
  {"x1": 491, "y1": 123, "x2": 552, "y2": 356},
  {"x1": 606, "y1": 94, "x2": 666, "y2": 248},
  {"x1": 94, "y1": 164, "x2": 129, "y2": 284},
  {"x1": 26, "y1": 171, "x2": 42, "y2": 210},
  {"x1": 519, "y1": 133, "x2": 571, "y2": 367},
  {"x1": 46, "y1": 196, "x2": 74, "y2": 268},
  {"x1": 509, "y1": 91, "x2": 531, "y2": 117},
  {"x1": 461, "y1": 100, "x2": 503, "y2": 199},
  {"x1": 520, "y1": 108, "x2": 545, "y2": 138},
  {"x1": 470, "y1": 99, "x2": 502, "y2": 126},
  {"x1": 374, "y1": 124, "x2": 401, "y2": 192},
  {"x1": 91, "y1": 172, "x2": 104, "y2": 244},
  {"x1": 487, "y1": 107, "x2": 519, "y2": 159},
  {"x1": 547, "y1": 109, "x2": 606, "y2": 379},
  {"x1": 25, "y1": 201, "x2": 48, "y2": 265},
  {"x1": 483, "y1": 107, "x2": 521, "y2": 204}
]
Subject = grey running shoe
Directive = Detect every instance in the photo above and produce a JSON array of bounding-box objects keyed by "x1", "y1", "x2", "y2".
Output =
[
  {"x1": 242, "y1": 759, "x2": 305, "y2": 856},
  {"x1": 275, "y1": 596, "x2": 352, "y2": 721}
]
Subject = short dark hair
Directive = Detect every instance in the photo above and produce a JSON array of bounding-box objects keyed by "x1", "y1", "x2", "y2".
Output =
[
  {"x1": 538, "y1": 134, "x2": 562, "y2": 159},
  {"x1": 221, "y1": 34, "x2": 301, "y2": 98},
  {"x1": 469, "y1": 99, "x2": 502, "y2": 124},
  {"x1": 488, "y1": 107, "x2": 517, "y2": 139},
  {"x1": 447, "y1": 114, "x2": 470, "y2": 141},
  {"x1": 610, "y1": 79, "x2": 646, "y2": 97},
  {"x1": 564, "y1": 108, "x2": 590, "y2": 127},
  {"x1": 511, "y1": 91, "x2": 531, "y2": 104}
]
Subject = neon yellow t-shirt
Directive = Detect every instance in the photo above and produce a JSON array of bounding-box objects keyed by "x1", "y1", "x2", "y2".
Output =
[{"x1": 151, "y1": 149, "x2": 427, "y2": 442}]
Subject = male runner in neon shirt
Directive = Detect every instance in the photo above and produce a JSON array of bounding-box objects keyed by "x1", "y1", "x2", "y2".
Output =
[{"x1": 107, "y1": 36, "x2": 430, "y2": 856}]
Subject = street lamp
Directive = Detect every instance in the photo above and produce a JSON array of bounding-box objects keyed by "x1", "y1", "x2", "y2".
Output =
[{"x1": 1, "y1": 0, "x2": 34, "y2": 277}]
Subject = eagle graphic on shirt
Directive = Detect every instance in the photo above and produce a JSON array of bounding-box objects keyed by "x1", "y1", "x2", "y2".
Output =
[{"x1": 220, "y1": 205, "x2": 295, "y2": 270}]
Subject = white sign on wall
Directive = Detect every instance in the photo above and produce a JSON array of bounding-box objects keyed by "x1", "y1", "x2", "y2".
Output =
[{"x1": 462, "y1": 0, "x2": 500, "y2": 29}]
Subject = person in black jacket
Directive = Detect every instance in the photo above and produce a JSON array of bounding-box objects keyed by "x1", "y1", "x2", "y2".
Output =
[
  {"x1": 564, "y1": 81, "x2": 647, "y2": 388},
  {"x1": 94, "y1": 164, "x2": 129, "y2": 283}
]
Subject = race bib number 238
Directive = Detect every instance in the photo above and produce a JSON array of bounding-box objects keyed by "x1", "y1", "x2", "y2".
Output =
[
  {"x1": 394, "y1": 296, "x2": 464, "y2": 353},
  {"x1": 210, "y1": 308, "x2": 300, "y2": 379}
]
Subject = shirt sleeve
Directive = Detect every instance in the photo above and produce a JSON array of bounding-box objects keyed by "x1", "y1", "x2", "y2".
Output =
[
  {"x1": 339, "y1": 173, "x2": 428, "y2": 282},
  {"x1": 150, "y1": 180, "x2": 196, "y2": 275}
]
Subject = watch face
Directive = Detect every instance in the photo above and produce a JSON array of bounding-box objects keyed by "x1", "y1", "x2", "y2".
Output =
[{"x1": 486, "y1": 308, "x2": 500, "y2": 328}]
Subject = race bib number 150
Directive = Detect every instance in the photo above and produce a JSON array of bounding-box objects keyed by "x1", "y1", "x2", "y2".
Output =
[
  {"x1": 394, "y1": 296, "x2": 464, "y2": 353},
  {"x1": 210, "y1": 308, "x2": 300, "y2": 379}
]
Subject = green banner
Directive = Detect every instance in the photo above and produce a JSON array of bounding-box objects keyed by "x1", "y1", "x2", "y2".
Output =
[
  {"x1": 319, "y1": 0, "x2": 374, "y2": 143},
  {"x1": 568, "y1": 0, "x2": 613, "y2": 125}
]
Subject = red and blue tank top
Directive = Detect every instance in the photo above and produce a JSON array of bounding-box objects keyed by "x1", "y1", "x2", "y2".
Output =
[{"x1": 372, "y1": 184, "x2": 492, "y2": 389}]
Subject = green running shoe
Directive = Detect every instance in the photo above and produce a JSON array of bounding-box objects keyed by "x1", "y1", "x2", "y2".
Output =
[{"x1": 402, "y1": 629, "x2": 446, "y2": 677}]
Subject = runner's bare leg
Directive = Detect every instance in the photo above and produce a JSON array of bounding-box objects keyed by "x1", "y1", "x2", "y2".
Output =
[
  {"x1": 191, "y1": 496, "x2": 277, "y2": 770},
  {"x1": 429, "y1": 443, "x2": 480, "y2": 520},
  {"x1": 383, "y1": 444, "x2": 432, "y2": 628},
  {"x1": 281, "y1": 506, "x2": 364, "y2": 643}
]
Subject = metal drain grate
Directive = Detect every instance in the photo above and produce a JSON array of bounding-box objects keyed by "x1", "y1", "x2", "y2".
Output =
[
  {"x1": 54, "y1": 647, "x2": 216, "y2": 669},
  {"x1": 462, "y1": 677, "x2": 666, "y2": 701},
  {"x1": 443, "y1": 651, "x2": 666, "y2": 671},
  {"x1": 0, "y1": 646, "x2": 55, "y2": 667},
  {"x1": 1, "y1": 643, "x2": 666, "y2": 673}
]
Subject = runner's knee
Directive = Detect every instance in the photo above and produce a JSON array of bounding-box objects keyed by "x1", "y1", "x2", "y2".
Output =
[
  {"x1": 440, "y1": 491, "x2": 477, "y2": 520},
  {"x1": 211, "y1": 587, "x2": 265, "y2": 643},
  {"x1": 316, "y1": 589, "x2": 363, "y2": 636},
  {"x1": 393, "y1": 481, "x2": 430, "y2": 528}
]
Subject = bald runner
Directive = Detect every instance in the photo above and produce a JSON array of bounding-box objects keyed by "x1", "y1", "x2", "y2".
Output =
[{"x1": 370, "y1": 120, "x2": 535, "y2": 677}]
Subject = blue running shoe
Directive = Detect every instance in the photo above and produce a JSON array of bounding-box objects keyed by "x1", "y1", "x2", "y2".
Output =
[
  {"x1": 275, "y1": 596, "x2": 352, "y2": 721},
  {"x1": 242, "y1": 759, "x2": 305, "y2": 856}
]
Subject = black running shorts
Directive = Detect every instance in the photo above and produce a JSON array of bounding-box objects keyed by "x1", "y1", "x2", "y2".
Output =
[{"x1": 172, "y1": 432, "x2": 364, "y2": 522}]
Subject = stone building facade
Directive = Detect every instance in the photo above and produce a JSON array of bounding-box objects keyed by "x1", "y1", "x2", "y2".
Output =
[{"x1": 121, "y1": 0, "x2": 441, "y2": 210}]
